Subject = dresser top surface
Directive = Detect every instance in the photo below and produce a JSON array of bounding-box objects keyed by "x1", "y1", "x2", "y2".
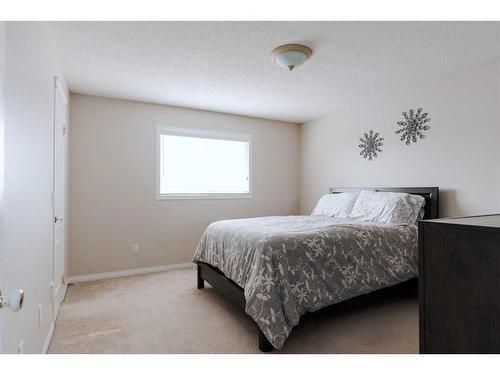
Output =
[{"x1": 424, "y1": 214, "x2": 500, "y2": 228}]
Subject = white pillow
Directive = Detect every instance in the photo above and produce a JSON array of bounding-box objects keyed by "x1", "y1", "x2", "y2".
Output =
[
  {"x1": 311, "y1": 192, "x2": 360, "y2": 218},
  {"x1": 349, "y1": 190, "x2": 425, "y2": 225}
]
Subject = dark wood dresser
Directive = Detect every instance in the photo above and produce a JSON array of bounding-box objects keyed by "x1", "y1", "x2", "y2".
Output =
[{"x1": 419, "y1": 214, "x2": 500, "y2": 353}]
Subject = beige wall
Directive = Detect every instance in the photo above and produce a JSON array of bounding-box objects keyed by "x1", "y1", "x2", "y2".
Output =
[
  {"x1": 68, "y1": 94, "x2": 300, "y2": 277},
  {"x1": 2, "y1": 22, "x2": 68, "y2": 353},
  {"x1": 300, "y1": 58, "x2": 500, "y2": 217}
]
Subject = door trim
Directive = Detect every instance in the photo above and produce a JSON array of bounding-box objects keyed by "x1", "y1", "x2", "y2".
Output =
[{"x1": 51, "y1": 76, "x2": 68, "y2": 323}]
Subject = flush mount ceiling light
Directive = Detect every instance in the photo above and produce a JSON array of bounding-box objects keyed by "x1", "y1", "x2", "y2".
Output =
[{"x1": 270, "y1": 44, "x2": 312, "y2": 71}]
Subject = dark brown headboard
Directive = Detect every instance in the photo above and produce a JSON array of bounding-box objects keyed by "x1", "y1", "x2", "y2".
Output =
[{"x1": 329, "y1": 187, "x2": 439, "y2": 220}]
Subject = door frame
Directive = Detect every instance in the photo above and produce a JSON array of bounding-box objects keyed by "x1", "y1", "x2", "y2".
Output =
[
  {"x1": 0, "y1": 21, "x2": 6, "y2": 353},
  {"x1": 52, "y1": 76, "x2": 68, "y2": 321}
]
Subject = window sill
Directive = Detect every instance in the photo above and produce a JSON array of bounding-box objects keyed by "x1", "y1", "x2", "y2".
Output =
[{"x1": 156, "y1": 193, "x2": 253, "y2": 200}]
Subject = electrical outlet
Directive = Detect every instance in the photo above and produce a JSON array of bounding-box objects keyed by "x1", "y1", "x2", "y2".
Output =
[
  {"x1": 38, "y1": 304, "x2": 42, "y2": 326},
  {"x1": 131, "y1": 244, "x2": 140, "y2": 254},
  {"x1": 17, "y1": 340, "x2": 24, "y2": 354}
]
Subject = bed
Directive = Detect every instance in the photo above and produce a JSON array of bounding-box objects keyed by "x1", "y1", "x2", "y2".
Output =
[{"x1": 193, "y1": 187, "x2": 439, "y2": 352}]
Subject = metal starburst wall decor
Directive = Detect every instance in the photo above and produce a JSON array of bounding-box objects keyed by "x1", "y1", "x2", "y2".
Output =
[
  {"x1": 396, "y1": 107, "x2": 431, "y2": 145},
  {"x1": 359, "y1": 130, "x2": 384, "y2": 160}
]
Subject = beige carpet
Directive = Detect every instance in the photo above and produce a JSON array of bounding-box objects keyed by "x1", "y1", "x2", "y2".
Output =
[{"x1": 49, "y1": 267, "x2": 418, "y2": 354}]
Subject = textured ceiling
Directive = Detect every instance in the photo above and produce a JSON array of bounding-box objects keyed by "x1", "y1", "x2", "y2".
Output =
[{"x1": 50, "y1": 21, "x2": 500, "y2": 123}]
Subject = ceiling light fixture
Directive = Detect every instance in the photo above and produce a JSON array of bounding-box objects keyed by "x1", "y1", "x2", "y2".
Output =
[{"x1": 270, "y1": 44, "x2": 312, "y2": 71}]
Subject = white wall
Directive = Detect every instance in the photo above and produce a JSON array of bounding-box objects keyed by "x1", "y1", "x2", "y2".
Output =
[
  {"x1": 300, "y1": 58, "x2": 500, "y2": 217},
  {"x1": 2, "y1": 22, "x2": 68, "y2": 353},
  {"x1": 68, "y1": 94, "x2": 299, "y2": 277}
]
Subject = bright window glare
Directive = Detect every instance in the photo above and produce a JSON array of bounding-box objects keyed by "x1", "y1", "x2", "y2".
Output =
[{"x1": 159, "y1": 133, "x2": 250, "y2": 196}]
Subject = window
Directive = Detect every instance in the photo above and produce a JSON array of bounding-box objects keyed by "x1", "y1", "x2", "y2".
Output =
[{"x1": 156, "y1": 127, "x2": 252, "y2": 199}]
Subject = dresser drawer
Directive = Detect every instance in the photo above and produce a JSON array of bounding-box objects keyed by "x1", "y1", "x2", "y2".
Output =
[{"x1": 419, "y1": 218, "x2": 500, "y2": 353}]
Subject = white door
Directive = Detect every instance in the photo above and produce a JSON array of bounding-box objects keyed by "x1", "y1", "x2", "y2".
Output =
[
  {"x1": 1, "y1": 23, "x2": 68, "y2": 354},
  {"x1": 0, "y1": 23, "x2": 25, "y2": 349},
  {"x1": 52, "y1": 77, "x2": 67, "y2": 318}
]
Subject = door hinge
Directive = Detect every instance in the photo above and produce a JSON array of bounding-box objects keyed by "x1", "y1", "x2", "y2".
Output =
[{"x1": 62, "y1": 127, "x2": 67, "y2": 135}]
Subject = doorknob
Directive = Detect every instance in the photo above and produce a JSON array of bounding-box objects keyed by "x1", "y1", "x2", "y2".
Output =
[{"x1": 0, "y1": 289, "x2": 25, "y2": 311}]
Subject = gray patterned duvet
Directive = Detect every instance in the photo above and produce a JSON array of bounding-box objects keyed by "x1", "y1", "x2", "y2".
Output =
[{"x1": 193, "y1": 215, "x2": 418, "y2": 349}]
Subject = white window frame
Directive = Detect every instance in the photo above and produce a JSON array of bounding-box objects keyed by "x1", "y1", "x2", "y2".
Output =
[{"x1": 155, "y1": 126, "x2": 253, "y2": 200}]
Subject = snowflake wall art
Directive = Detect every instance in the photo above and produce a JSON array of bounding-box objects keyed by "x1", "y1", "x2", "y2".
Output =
[
  {"x1": 396, "y1": 107, "x2": 431, "y2": 145},
  {"x1": 359, "y1": 130, "x2": 384, "y2": 160}
]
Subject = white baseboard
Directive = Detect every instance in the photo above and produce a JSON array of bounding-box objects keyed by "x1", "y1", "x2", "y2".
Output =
[
  {"x1": 42, "y1": 282, "x2": 68, "y2": 354},
  {"x1": 65, "y1": 262, "x2": 194, "y2": 284},
  {"x1": 53, "y1": 282, "x2": 68, "y2": 318},
  {"x1": 42, "y1": 322, "x2": 55, "y2": 354}
]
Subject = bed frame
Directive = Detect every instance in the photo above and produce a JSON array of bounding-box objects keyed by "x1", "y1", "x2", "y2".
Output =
[{"x1": 196, "y1": 187, "x2": 439, "y2": 352}]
